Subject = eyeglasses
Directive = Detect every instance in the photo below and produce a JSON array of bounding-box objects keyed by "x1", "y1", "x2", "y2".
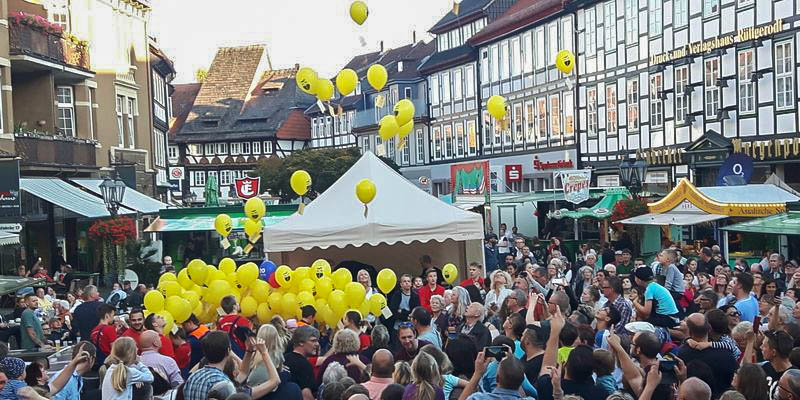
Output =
[{"x1": 727, "y1": 311, "x2": 741, "y2": 317}]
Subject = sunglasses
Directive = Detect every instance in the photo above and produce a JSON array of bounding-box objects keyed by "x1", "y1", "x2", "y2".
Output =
[
  {"x1": 727, "y1": 311, "x2": 741, "y2": 317},
  {"x1": 398, "y1": 322, "x2": 414, "y2": 329}
]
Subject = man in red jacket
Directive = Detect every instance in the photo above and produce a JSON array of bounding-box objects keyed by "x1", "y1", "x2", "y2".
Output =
[
  {"x1": 216, "y1": 295, "x2": 252, "y2": 358},
  {"x1": 90, "y1": 304, "x2": 117, "y2": 362},
  {"x1": 419, "y1": 268, "x2": 444, "y2": 312},
  {"x1": 121, "y1": 308, "x2": 146, "y2": 350},
  {"x1": 460, "y1": 262, "x2": 485, "y2": 290}
]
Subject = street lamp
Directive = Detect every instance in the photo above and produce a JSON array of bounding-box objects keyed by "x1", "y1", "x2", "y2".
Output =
[
  {"x1": 619, "y1": 158, "x2": 648, "y2": 194},
  {"x1": 100, "y1": 172, "x2": 127, "y2": 217}
]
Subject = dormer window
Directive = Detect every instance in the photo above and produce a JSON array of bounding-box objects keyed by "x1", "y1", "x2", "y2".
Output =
[{"x1": 398, "y1": 61, "x2": 404, "y2": 72}]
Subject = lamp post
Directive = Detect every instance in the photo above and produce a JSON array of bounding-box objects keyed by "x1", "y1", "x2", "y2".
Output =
[
  {"x1": 618, "y1": 158, "x2": 648, "y2": 195},
  {"x1": 100, "y1": 172, "x2": 127, "y2": 217}
]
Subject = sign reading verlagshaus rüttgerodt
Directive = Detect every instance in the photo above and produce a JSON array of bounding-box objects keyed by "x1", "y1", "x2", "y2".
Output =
[{"x1": 650, "y1": 19, "x2": 784, "y2": 65}]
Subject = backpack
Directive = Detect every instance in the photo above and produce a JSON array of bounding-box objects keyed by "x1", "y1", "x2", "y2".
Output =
[
  {"x1": 149, "y1": 366, "x2": 174, "y2": 396},
  {"x1": 90, "y1": 327, "x2": 107, "y2": 370}
]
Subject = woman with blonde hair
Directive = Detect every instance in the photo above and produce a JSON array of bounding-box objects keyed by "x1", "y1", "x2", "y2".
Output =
[
  {"x1": 317, "y1": 328, "x2": 369, "y2": 383},
  {"x1": 101, "y1": 336, "x2": 153, "y2": 400},
  {"x1": 239, "y1": 323, "x2": 284, "y2": 388},
  {"x1": 485, "y1": 270, "x2": 513, "y2": 311},
  {"x1": 393, "y1": 361, "x2": 412, "y2": 386},
  {"x1": 270, "y1": 315, "x2": 291, "y2": 350},
  {"x1": 403, "y1": 352, "x2": 444, "y2": 400},
  {"x1": 357, "y1": 269, "x2": 375, "y2": 298}
]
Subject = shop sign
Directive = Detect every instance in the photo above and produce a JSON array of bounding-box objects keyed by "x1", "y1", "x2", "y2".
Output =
[
  {"x1": 533, "y1": 157, "x2": 573, "y2": 170},
  {"x1": 560, "y1": 169, "x2": 592, "y2": 205},
  {"x1": 234, "y1": 177, "x2": 261, "y2": 199},
  {"x1": 636, "y1": 148, "x2": 684, "y2": 165},
  {"x1": 0, "y1": 160, "x2": 20, "y2": 217},
  {"x1": 169, "y1": 167, "x2": 185, "y2": 180},
  {"x1": 0, "y1": 223, "x2": 22, "y2": 233},
  {"x1": 716, "y1": 153, "x2": 754, "y2": 186},
  {"x1": 732, "y1": 138, "x2": 800, "y2": 161},
  {"x1": 418, "y1": 176, "x2": 430, "y2": 186},
  {"x1": 450, "y1": 161, "x2": 490, "y2": 196},
  {"x1": 597, "y1": 175, "x2": 620, "y2": 187},
  {"x1": 651, "y1": 20, "x2": 784, "y2": 65},
  {"x1": 645, "y1": 171, "x2": 670, "y2": 184},
  {"x1": 505, "y1": 165, "x2": 522, "y2": 183}
]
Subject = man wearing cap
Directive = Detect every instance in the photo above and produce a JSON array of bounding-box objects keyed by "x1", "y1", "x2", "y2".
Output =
[
  {"x1": 613, "y1": 251, "x2": 624, "y2": 268},
  {"x1": 632, "y1": 267, "x2": 679, "y2": 328},
  {"x1": 617, "y1": 250, "x2": 634, "y2": 276}
]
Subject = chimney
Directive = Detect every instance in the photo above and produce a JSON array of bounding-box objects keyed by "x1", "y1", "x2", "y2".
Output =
[
  {"x1": 413, "y1": 30, "x2": 416, "y2": 43},
  {"x1": 380, "y1": 41, "x2": 384, "y2": 52}
]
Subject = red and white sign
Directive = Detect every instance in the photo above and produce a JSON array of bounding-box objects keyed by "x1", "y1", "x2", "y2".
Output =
[
  {"x1": 169, "y1": 167, "x2": 185, "y2": 180},
  {"x1": 235, "y1": 177, "x2": 261, "y2": 199},
  {"x1": 505, "y1": 164, "x2": 522, "y2": 183},
  {"x1": 533, "y1": 156, "x2": 573, "y2": 170}
]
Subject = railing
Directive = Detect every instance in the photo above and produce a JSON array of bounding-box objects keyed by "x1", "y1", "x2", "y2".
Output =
[
  {"x1": 9, "y1": 23, "x2": 91, "y2": 70},
  {"x1": 14, "y1": 131, "x2": 97, "y2": 167},
  {"x1": 352, "y1": 95, "x2": 428, "y2": 129}
]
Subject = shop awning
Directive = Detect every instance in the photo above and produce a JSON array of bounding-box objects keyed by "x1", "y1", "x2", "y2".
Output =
[
  {"x1": 549, "y1": 188, "x2": 631, "y2": 220},
  {"x1": 0, "y1": 231, "x2": 18, "y2": 246},
  {"x1": 618, "y1": 212, "x2": 727, "y2": 226},
  {"x1": 71, "y1": 179, "x2": 167, "y2": 214},
  {"x1": 721, "y1": 212, "x2": 800, "y2": 235},
  {"x1": 491, "y1": 189, "x2": 606, "y2": 204},
  {"x1": 144, "y1": 212, "x2": 294, "y2": 232},
  {"x1": 20, "y1": 178, "x2": 134, "y2": 218}
]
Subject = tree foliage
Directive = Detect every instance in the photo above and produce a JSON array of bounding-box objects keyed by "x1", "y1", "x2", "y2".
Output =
[{"x1": 254, "y1": 148, "x2": 401, "y2": 201}]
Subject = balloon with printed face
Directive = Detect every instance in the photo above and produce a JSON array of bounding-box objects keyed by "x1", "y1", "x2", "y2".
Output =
[
  {"x1": 336, "y1": 69, "x2": 358, "y2": 96},
  {"x1": 275, "y1": 265, "x2": 293, "y2": 287},
  {"x1": 158, "y1": 280, "x2": 181, "y2": 298},
  {"x1": 244, "y1": 197, "x2": 266, "y2": 222},
  {"x1": 329, "y1": 290, "x2": 347, "y2": 317},
  {"x1": 393, "y1": 99, "x2": 415, "y2": 126},
  {"x1": 442, "y1": 263, "x2": 458, "y2": 284},
  {"x1": 214, "y1": 214, "x2": 233, "y2": 237},
  {"x1": 376, "y1": 269, "x2": 397, "y2": 294},
  {"x1": 349, "y1": 0, "x2": 368, "y2": 25},
  {"x1": 290, "y1": 170, "x2": 312, "y2": 196},
  {"x1": 311, "y1": 259, "x2": 331, "y2": 281},
  {"x1": 555, "y1": 50, "x2": 576, "y2": 75},
  {"x1": 296, "y1": 67, "x2": 319, "y2": 95},
  {"x1": 369, "y1": 293, "x2": 387, "y2": 316},
  {"x1": 367, "y1": 64, "x2": 387, "y2": 91}
]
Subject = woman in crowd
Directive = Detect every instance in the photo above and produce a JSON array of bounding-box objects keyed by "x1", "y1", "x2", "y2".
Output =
[
  {"x1": 361, "y1": 324, "x2": 390, "y2": 361},
  {"x1": 318, "y1": 329, "x2": 369, "y2": 383},
  {"x1": 622, "y1": 277, "x2": 633, "y2": 296},
  {"x1": 682, "y1": 271, "x2": 697, "y2": 313},
  {"x1": 573, "y1": 266, "x2": 594, "y2": 301},
  {"x1": 238, "y1": 325, "x2": 282, "y2": 393},
  {"x1": 715, "y1": 274, "x2": 730, "y2": 300},
  {"x1": 402, "y1": 352, "x2": 443, "y2": 400},
  {"x1": 100, "y1": 337, "x2": 153, "y2": 400},
  {"x1": 484, "y1": 271, "x2": 512, "y2": 313},
  {"x1": 393, "y1": 361, "x2": 412, "y2": 386},
  {"x1": 23, "y1": 362, "x2": 48, "y2": 392},
  {"x1": 429, "y1": 295, "x2": 448, "y2": 340},
  {"x1": 763, "y1": 277, "x2": 780, "y2": 298},
  {"x1": 697, "y1": 272, "x2": 713, "y2": 291},
  {"x1": 419, "y1": 345, "x2": 467, "y2": 400},
  {"x1": 733, "y1": 363, "x2": 770, "y2": 400},
  {"x1": 357, "y1": 269, "x2": 375, "y2": 298}
]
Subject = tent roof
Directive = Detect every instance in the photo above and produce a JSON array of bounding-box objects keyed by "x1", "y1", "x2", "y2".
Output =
[
  {"x1": 721, "y1": 211, "x2": 800, "y2": 235},
  {"x1": 263, "y1": 152, "x2": 485, "y2": 252}
]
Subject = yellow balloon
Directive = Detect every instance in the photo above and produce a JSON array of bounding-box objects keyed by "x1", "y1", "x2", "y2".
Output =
[
  {"x1": 336, "y1": 69, "x2": 358, "y2": 96},
  {"x1": 275, "y1": 265, "x2": 293, "y2": 287},
  {"x1": 240, "y1": 296, "x2": 258, "y2": 317},
  {"x1": 328, "y1": 290, "x2": 347, "y2": 317},
  {"x1": 379, "y1": 115, "x2": 399, "y2": 141},
  {"x1": 156, "y1": 310, "x2": 174, "y2": 334},
  {"x1": 219, "y1": 258, "x2": 236, "y2": 275},
  {"x1": 237, "y1": 263, "x2": 260, "y2": 287},
  {"x1": 177, "y1": 269, "x2": 193, "y2": 290},
  {"x1": 344, "y1": 282, "x2": 366, "y2": 308},
  {"x1": 251, "y1": 280, "x2": 270, "y2": 303},
  {"x1": 294, "y1": 267, "x2": 311, "y2": 282},
  {"x1": 369, "y1": 293, "x2": 387, "y2": 316},
  {"x1": 244, "y1": 197, "x2": 266, "y2": 221},
  {"x1": 555, "y1": 49, "x2": 576, "y2": 75},
  {"x1": 487, "y1": 95, "x2": 507, "y2": 120},
  {"x1": 316, "y1": 79, "x2": 334, "y2": 102},
  {"x1": 192, "y1": 302, "x2": 204, "y2": 319},
  {"x1": 315, "y1": 277, "x2": 333, "y2": 300},
  {"x1": 296, "y1": 67, "x2": 319, "y2": 95},
  {"x1": 165, "y1": 296, "x2": 191, "y2": 323},
  {"x1": 376, "y1": 269, "x2": 397, "y2": 294},
  {"x1": 184, "y1": 290, "x2": 200, "y2": 310},
  {"x1": 159, "y1": 272, "x2": 177, "y2": 284},
  {"x1": 268, "y1": 292, "x2": 283, "y2": 314},
  {"x1": 349, "y1": 0, "x2": 368, "y2": 25},
  {"x1": 280, "y1": 293, "x2": 297, "y2": 318},
  {"x1": 144, "y1": 290, "x2": 164, "y2": 313},
  {"x1": 244, "y1": 219, "x2": 262, "y2": 239},
  {"x1": 443, "y1": 263, "x2": 458, "y2": 284},
  {"x1": 214, "y1": 214, "x2": 233, "y2": 237},
  {"x1": 315, "y1": 298, "x2": 328, "y2": 312},
  {"x1": 358, "y1": 300, "x2": 371, "y2": 318},
  {"x1": 311, "y1": 259, "x2": 332, "y2": 281},
  {"x1": 356, "y1": 179, "x2": 377, "y2": 205},
  {"x1": 393, "y1": 99, "x2": 415, "y2": 126},
  {"x1": 158, "y1": 280, "x2": 181, "y2": 298},
  {"x1": 206, "y1": 268, "x2": 226, "y2": 286},
  {"x1": 398, "y1": 120, "x2": 413, "y2": 138},
  {"x1": 290, "y1": 170, "x2": 312, "y2": 196},
  {"x1": 225, "y1": 273, "x2": 239, "y2": 290},
  {"x1": 297, "y1": 291, "x2": 315, "y2": 307},
  {"x1": 299, "y1": 278, "x2": 315, "y2": 294},
  {"x1": 367, "y1": 64, "x2": 387, "y2": 91},
  {"x1": 206, "y1": 280, "x2": 232, "y2": 307},
  {"x1": 331, "y1": 268, "x2": 352, "y2": 290},
  {"x1": 257, "y1": 303, "x2": 273, "y2": 323},
  {"x1": 187, "y1": 259, "x2": 208, "y2": 285}
]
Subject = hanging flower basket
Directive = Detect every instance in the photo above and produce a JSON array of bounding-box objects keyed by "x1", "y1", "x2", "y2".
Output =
[
  {"x1": 88, "y1": 217, "x2": 136, "y2": 245},
  {"x1": 611, "y1": 196, "x2": 649, "y2": 224}
]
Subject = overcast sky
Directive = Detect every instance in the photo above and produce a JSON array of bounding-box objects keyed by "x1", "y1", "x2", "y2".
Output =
[{"x1": 150, "y1": 0, "x2": 454, "y2": 83}]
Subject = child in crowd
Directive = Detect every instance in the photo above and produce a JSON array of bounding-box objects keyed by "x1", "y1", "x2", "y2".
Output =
[{"x1": 100, "y1": 336, "x2": 153, "y2": 400}]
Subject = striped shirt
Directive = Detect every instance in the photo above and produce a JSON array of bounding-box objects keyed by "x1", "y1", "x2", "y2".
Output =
[{"x1": 182, "y1": 367, "x2": 231, "y2": 400}]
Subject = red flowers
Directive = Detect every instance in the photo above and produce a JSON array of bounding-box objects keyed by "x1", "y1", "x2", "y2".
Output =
[
  {"x1": 611, "y1": 196, "x2": 649, "y2": 222},
  {"x1": 9, "y1": 12, "x2": 64, "y2": 35},
  {"x1": 88, "y1": 217, "x2": 136, "y2": 245}
]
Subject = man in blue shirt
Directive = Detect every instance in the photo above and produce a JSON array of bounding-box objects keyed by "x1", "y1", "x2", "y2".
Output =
[
  {"x1": 49, "y1": 341, "x2": 95, "y2": 400},
  {"x1": 485, "y1": 235, "x2": 499, "y2": 274},
  {"x1": 632, "y1": 267, "x2": 679, "y2": 328},
  {"x1": 733, "y1": 273, "x2": 759, "y2": 323},
  {"x1": 460, "y1": 349, "x2": 535, "y2": 400}
]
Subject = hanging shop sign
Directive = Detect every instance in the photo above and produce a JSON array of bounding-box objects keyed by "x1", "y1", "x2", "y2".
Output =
[
  {"x1": 636, "y1": 147, "x2": 684, "y2": 165},
  {"x1": 651, "y1": 20, "x2": 784, "y2": 65},
  {"x1": 716, "y1": 153, "x2": 754, "y2": 186},
  {"x1": 234, "y1": 176, "x2": 261, "y2": 199},
  {"x1": 560, "y1": 169, "x2": 592, "y2": 205},
  {"x1": 0, "y1": 160, "x2": 20, "y2": 217},
  {"x1": 451, "y1": 161, "x2": 490, "y2": 196},
  {"x1": 731, "y1": 138, "x2": 800, "y2": 161},
  {"x1": 505, "y1": 164, "x2": 522, "y2": 184}
]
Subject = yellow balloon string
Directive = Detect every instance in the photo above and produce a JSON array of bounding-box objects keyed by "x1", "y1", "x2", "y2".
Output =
[
  {"x1": 299, "y1": 196, "x2": 305, "y2": 215},
  {"x1": 364, "y1": 204, "x2": 368, "y2": 218}
]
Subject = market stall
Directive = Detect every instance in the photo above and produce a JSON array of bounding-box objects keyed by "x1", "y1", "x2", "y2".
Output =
[
  {"x1": 263, "y1": 152, "x2": 485, "y2": 277},
  {"x1": 721, "y1": 208, "x2": 800, "y2": 262}
]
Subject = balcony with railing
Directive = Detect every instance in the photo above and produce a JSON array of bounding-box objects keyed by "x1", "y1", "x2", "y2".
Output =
[
  {"x1": 352, "y1": 95, "x2": 429, "y2": 131},
  {"x1": 14, "y1": 131, "x2": 97, "y2": 169},
  {"x1": 9, "y1": 13, "x2": 91, "y2": 72}
]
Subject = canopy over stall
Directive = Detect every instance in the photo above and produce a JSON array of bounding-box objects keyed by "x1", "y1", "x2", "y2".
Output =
[
  {"x1": 0, "y1": 231, "x2": 18, "y2": 246},
  {"x1": 721, "y1": 211, "x2": 800, "y2": 235},
  {"x1": 263, "y1": 152, "x2": 485, "y2": 275},
  {"x1": 549, "y1": 187, "x2": 631, "y2": 220}
]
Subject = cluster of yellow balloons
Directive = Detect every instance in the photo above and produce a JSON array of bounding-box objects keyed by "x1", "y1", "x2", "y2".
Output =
[
  {"x1": 296, "y1": 67, "x2": 336, "y2": 103},
  {"x1": 379, "y1": 99, "x2": 415, "y2": 141}
]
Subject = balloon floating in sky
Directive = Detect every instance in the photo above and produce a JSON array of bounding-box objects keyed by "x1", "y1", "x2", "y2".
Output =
[
  {"x1": 356, "y1": 179, "x2": 377, "y2": 205},
  {"x1": 378, "y1": 115, "x2": 399, "y2": 141},
  {"x1": 393, "y1": 99, "x2": 415, "y2": 127},
  {"x1": 290, "y1": 170, "x2": 312, "y2": 196},
  {"x1": 367, "y1": 64, "x2": 387, "y2": 91},
  {"x1": 316, "y1": 79, "x2": 335, "y2": 102},
  {"x1": 349, "y1": 1, "x2": 368, "y2": 25},
  {"x1": 214, "y1": 214, "x2": 233, "y2": 237},
  {"x1": 296, "y1": 67, "x2": 319, "y2": 95},
  {"x1": 555, "y1": 50, "x2": 575, "y2": 75},
  {"x1": 336, "y1": 69, "x2": 358, "y2": 96}
]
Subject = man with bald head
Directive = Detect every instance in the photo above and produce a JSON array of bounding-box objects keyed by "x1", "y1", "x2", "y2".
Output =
[
  {"x1": 362, "y1": 349, "x2": 395, "y2": 399},
  {"x1": 678, "y1": 377, "x2": 711, "y2": 400},
  {"x1": 140, "y1": 330, "x2": 183, "y2": 390},
  {"x1": 778, "y1": 369, "x2": 800, "y2": 400},
  {"x1": 677, "y1": 313, "x2": 736, "y2": 396}
]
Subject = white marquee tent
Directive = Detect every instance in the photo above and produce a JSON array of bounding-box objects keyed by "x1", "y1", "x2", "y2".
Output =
[{"x1": 263, "y1": 152, "x2": 485, "y2": 275}]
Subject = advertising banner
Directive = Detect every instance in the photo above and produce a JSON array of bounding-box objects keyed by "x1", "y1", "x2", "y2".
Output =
[{"x1": 561, "y1": 169, "x2": 592, "y2": 205}]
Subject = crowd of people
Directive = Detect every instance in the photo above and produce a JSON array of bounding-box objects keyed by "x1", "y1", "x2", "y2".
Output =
[{"x1": 1, "y1": 238, "x2": 800, "y2": 400}]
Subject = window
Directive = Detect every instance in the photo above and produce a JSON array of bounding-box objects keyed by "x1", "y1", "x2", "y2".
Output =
[
  {"x1": 674, "y1": 0, "x2": 688, "y2": 27},
  {"x1": 56, "y1": 86, "x2": 75, "y2": 136},
  {"x1": 536, "y1": 97, "x2": 547, "y2": 140},
  {"x1": 441, "y1": 72, "x2": 451, "y2": 102},
  {"x1": 463, "y1": 24, "x2": 473, "y2": 41},
  {"x1": 430, "y1": 75, "x2": 440, "y2": 105},
  {"x1": 525, "y1": 101, "x2": 535, "y2": 143},
  {"x1": 548, "y1": 24, "x2": 558, "y2": 65},
  {"x1": 50, "y1": 12, "x2": 68, "y2": 31},
  {"x1": 523, "y1": 32, "x2": 533, "y2": 73},
  {"x1": 230, "y1": 142, "x2": 241, "y2": 155},
  {"x1": 586, "y1": 7, "x2": 596, "y2": 56},
  {"x1": 465, "y1": 66, "x2": 475, "y2": 97},
  {"x1": 704, "y1": 0, "x2": 719, "y2": 17},
  {"x1": 440, "y1": 33, "x2": 449, "y2": 51},
  {"x1": 401, "y1": 137, "x2": 410, "y2": 165},
  {"x1": 191, "y1": 171, "x2": 206, "y2": 186},
  {"x1": 404, "y1": 87, "x2": 412, "y2": 99},
  {"x1": 387, "y1": 137, "x2": 395, "y2": 159},
  {"x1": 415, "y1": 129, "x2": 425, "y2": 163},
  {"x1": 188, "y1": 144, "x2": 201, "y2": 156},
  {"x1": 216, "y1": 142, "x2": 227, "y2": 154},
  {"x1": 675, "y1": 66, "x2": 689, "y2": 122},
  {"x1": 116, "y1": 95, "x2": 124, "y2": 146},
  {"x1": 204, "y1": 143, "x2": 214, "y2": 155},
  {"x1": 550, "y1": 95, "x2": 561, "y2": 138},
  {"x1": 375, "y1": 136, "x2": 383, "y2": 156},
  {"x1": 491, "y1": 44, "x2": 499, "y2": 82},
  {"x1": 498, "y1": 114, "x2": 508, "y2": 146},
  {"x1": 738, "y1": 49, "x2": 755, "y2": 114},
  {"x1": 607, "y1": 85, "x2": 618, "y2": 134},
  {"x1": 126, "y1": 98, "x2": 135, "y2": 149},
  {"x1": 208, "y1": 171, "x2": 218, "y2": 185},
  {"x1": 704, "y1": 58, "x2": 721, "y2": 118},
  {"x1": 433, "y1": 126, "x2": 442, "y2": 159},
  {"x1": 536, "y1": 28, "x2": 545, "y2": 69},
  {"x1": 361, "y1": 136, "x2": 371, "y2": 153},
  {"x1": 649, "y1": 0, "x2": 662, "y2": 36},
  {"x1": 776, "y1": 41, "x2": 794, "y2": 110},
  {"x1": 241, "y1": 142, "x2": 251, "y2": 154},
  {"x1": 467, "y1": 120, "x2": 477, "y2": 155},
  {"x1": 220, "y1": 170, "x2": 232, "y2": 186},
  {"x1": 511, "y1": 38, "x2": 521, "y2": 76},
  {"x1": 738, "y1": 0, "x2": 753, "y2": 5},
  {"x1": 252, "y1": 142, "x2": 261, "y2": 154},
  {"x1": 453, "y1": 69, "x2": 463, "y2": 100},
  {"x1": 87, "y1": 88, "x2": 93, "y2": 140},
  {"x1": 398, "y1": 61, "x2": 404, "y2": 73},
  {"x1": 604, "y1": 2, "x2": 616, "y2": 50},
  {"x1": 444, "y1": 125, "x2": 454, "y2": 158},
  {"x1": 263, "y1": 141, "x2": 273, "y2": 154},
  {"x1": 513, "y1": 103, "x2": 523, "y2": 144},
  {"x1": 625, "y1": 0, "x2": 638, "y2": 44},
  {"x1": 168, "y1": 145, "x2": 179, "y2": 160},
  {"x1": 455, "y1": 122, "x2": 465, "y2": 157},
  {"x1": 481, "y1": 50, "x2": 489, "y2": 83},
  {"x1": 154, "y1": 129, "x2": 166, "y2": 167},
  {"x1": 482, "y1": 112, "x2": 492, "y2": 148},
  {"x1": 152, "y1": 71, "x2": 166, "y2": 122},
  {"x1": 450, "y1": 29, "x2": 461, "y2": 48},
  {"x1": 587, "y1": 87, "x2": 598, "y2": 137},
  {"x1": 562, "y1": 19, "x2": 573, "y2": 52},
  {"x1": 500, "y1": 41, "x2": 509, "y2": 79},
  {"x1": 563, "y1": 92, "x2": 574, "y2": 136},
  {"x1": 627, "y1": 79, "x2": 639, "y2": 130},
  {"x1": 650, "y1": 74, "x2": 663, "y2": 128}
]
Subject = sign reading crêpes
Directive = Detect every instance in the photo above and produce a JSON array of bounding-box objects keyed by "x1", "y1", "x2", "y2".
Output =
[{"x1": 650, "y1": 20, "x2": 784, "y2": 65}]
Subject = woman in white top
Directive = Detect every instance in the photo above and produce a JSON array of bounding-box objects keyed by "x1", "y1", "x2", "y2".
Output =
[
  {"x1": 357, "y1": 269, "x2": 376, "y2": 322},
  {"x1": 101, "y1": 337, "x2": 153, "y2": 400},
  {"x1": 485, "y1": 270, "x2": 513, "y2": 312}
]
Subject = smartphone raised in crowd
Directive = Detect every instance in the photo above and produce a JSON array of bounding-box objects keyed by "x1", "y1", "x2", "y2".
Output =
[
  {"x1": 753, "y1": 316, "x2": 762, "y2": 333},
  {"x1": 485, "y1": 346, "x2": 507, "y2": 361}
]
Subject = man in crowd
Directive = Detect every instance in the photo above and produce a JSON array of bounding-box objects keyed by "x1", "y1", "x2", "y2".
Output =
[
  {"x1": 285, "y1": 325, "x2": 319, "y2": 400},
  {"x1": 140, "y1": 330, "x2": 183, "y2": 389},
  {"x1": 411, "y1": 306, "x2": 441, "y2": 349},
  {"x1": 90, "y1": 304, "x2": 117, "y2": 364},
  {"x1": 418, "y1": 255, "x2": 444, "y2": 285},
  {"x1": 362, "y1": 349, "x2": 394, "y2": 400},
  {"x1": 394, "y1": 323, "x2": 431, "y2": 362},
  {"x1": 778, "y1": 369, "x2": 800, "y2": 400},
  {"x1": 502, "y1": 255, "x2": 516, "y2": 276},
  {"x1": 127, "y1": 284, "x2": 147, "y2": 309},
  {"x1": 462, "y1": 353, "x2": 530, "y2": 400},
  {"x1": 20, "y1": 293, "x2": 46, "y2": 350},
  {"x1": 762, "y1": 330, "x2": 794, "y2": 399},
  {"x1": 72, "y1": 285, "x2": 103, "y2": 340},
  {"x1": 521, "y1": 324, "x2": 547, "y2": 383},
  {"x1": 697, "y1": 247, "x2": 719, "y2": 274},
  {"x1": 385, "y1": 274, "x2": 420, "y2": 338},
  {"x1": 121, "y1": 307, "x2": 146, "y2": 348},
  {"x1": 632, "y1": 266, "x2": 679, "y2": 328},
  {"x1": 216, "y1": 295, "x2": 253, "y2": 357},
  {"x1": 484, "y1": 234, "x2": 499, "y2": 274},
  {"x1": 461, "y1": 263, "x2": 485, "y2": 289},
  {"x1": 677, "y1": 313, "x2": 737, "y2": 396},
  {"x1": 181, "y1": 314, "x2": 209, "y2": 377},
  {"x1": 506, "y1": 290, "x2": 528, "y2": 318},
  {"x1": 603, "y1": 264, "x2": 617, "y2": 277},
  {"x1": 460, "y1": 302, "x2": 490, "y2": 350},
  {"x1": 733, "y1": 273, "x2": 759, "y2": 323},
  {"x1": 602, "y1": 276, "x2": 633, "y2": 337},
  {"x1": 53, "y1": 263, "x2": 73, "y2": 294},
  {"x1": 297, "y1": 305, "x2": 316, "y2": 328},
  {"x1": 583, "y1": 252, "x2": 599, "y2": 273},
  {"x1": 617, "y1": 249, "x2": 634, "y2": 276},
  {"x1": 419, "y1": 268, "x2": 444, "y2": 313}
]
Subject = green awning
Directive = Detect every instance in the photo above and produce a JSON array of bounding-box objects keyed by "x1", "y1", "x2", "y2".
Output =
[
  {"x1": 549, "y1": 188, "x2": 631, "y2": 220},
  {"x1": 144, "y1": 211, "x2": 295, "y2": 232},
  {"x1": 491, "y1": 189, "x2": 607, "y2": 204},
  {"x1": 721, "y1": 212, "x2": 800, "y2": 235}
]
